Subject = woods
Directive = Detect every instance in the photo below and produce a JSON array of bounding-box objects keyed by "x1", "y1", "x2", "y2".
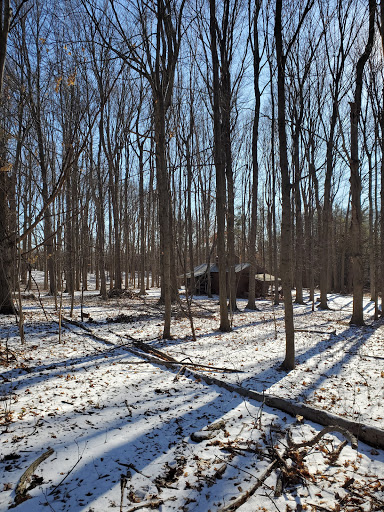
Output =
[
  {"x1": 1, "y1": 0, "x2": 384, "y2": 363},
  {"x1": 4, "y1": 3, "x2": 384, "y2": 509}
]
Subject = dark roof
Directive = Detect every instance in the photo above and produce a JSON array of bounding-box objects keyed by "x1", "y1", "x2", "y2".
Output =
[
  {"x1": 186, "y1": 263, "x2": 280, "y2": 281},
  {"x1": 185, "y1": 263, "x2": 218, "y2": 278}
]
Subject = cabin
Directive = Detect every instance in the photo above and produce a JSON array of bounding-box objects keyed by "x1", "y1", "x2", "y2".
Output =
[
  {"x1": 184, "y1": 262, "x2": 280, "y2": 298},
  {"x1": 184, "y1": 263, "x2": 219, "y2": 296}
]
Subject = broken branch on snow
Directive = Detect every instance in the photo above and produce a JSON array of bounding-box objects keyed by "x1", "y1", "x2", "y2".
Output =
[
  {"x1": 14, "y1": 448, "x2": 54, "y2": 503},
  {"x1": 288, "y1": 425, "x2": 358, "y2": 450}
]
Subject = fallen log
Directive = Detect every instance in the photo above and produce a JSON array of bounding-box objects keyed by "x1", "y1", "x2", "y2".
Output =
[
  {"x1": 54, "y1": 319, "x2": 384, "y2": 449},
  {"x1": 186, "y1": 369, "x2": 384, "y2": 449},
  {"x1": 295, "y1": 329, "x2": 336, "y2": 335},
  {"x1": 118, "y1": 360, "x2": 243, "y2": 373},
  {"x1": 60, "y1": 317, "x2": 115, "y2": 345}
]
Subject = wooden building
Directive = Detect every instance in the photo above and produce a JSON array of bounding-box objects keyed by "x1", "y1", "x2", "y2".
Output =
[{"x1": 185, "y1": 262, "x2": 279, "y2": 298}]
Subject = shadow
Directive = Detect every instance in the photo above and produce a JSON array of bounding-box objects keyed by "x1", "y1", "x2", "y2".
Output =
[
  {"x1": 0, "y1": 343, "x2": 137, "y2": 395},
  {"x1": 2, "y1": 297, "x2": 382, "y2": 511},
  {"x1": 5, "y1": 360, "x2": 245, "y2": 512},
  {"x1": 149, "y1": 302, "x2": 318, "y2": 352},
  {"x1": 238, "y1": 324, "x2": 376, "y2": 401}
]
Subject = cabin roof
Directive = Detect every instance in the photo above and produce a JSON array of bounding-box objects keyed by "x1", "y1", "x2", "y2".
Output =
[
  {"x1": 185, "y1": 263, "x2": 218, "y2": 278},
  {"x1": 186, "y1": 263, "x2": 280, "y2": 282}
]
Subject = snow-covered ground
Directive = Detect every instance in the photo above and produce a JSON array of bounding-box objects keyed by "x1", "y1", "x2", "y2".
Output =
[{"x1": 1, "y1": 276, "x2": 384, "y2": 511}]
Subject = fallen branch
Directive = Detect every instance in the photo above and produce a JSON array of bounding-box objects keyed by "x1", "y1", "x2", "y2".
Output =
[
  {"x1": 125, "y1": 497, "x2": 175, "y2": 512},
  {"x1": 58, "y1": 320, "x2": 242, "y2": 373},
  {"x1": 185, "y1": 369, "x2": 384, "y2": 449},
  {"x1": 288, "y1": 425, "x2": 358, "y2": 450},
  {"x1": 131, "y1": 340, "x2": 244, "y2": 372},
  {"x1": 206, "y1": 462, "x2": 228, "y2": 487},
  {"x1": 295, "y1": 329, "x2": 336, "y2": 335},
  {"x1": 48, "y1": 447, "x2": 84, "y2": 496},
  {"x1": 216, "y1": 460, "x2": 277, "y2": 512},
  {"x1": 131, "y1": 340, "x2": 179, "y2": 362},
  {"x1": 51, "y1": 318, "x2": 384, "y2": 448},
  {"x1": 173, "y1": 365, "x2": 187, "y2": 381},
  {"x1": 15, "y1": 448, "x2": 54, "y2": 499},
  {"x1": 119, "y1": 360, "x2": 243, "y2": 373},
  {"x1": 60, "y1": 317, "x2": 114, "y2": 345}
]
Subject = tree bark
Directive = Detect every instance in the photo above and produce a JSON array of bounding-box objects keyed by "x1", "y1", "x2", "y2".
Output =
[
  {"x1": 275, "y1": 0, "x2": 295, "y2": 370},
  {"x1": 349, "y1": 0, "x2": 374, "y2": 326},
  {"x1": 380, "y1": 0, "x2": 384, "y2": 317},
  {"x1": 210, "y1": 0, "x2": 230, "y2": 331},
  {"x1": 0, "y1": 1, "x2": 16, "y2": 314},
  {"x1": 246, "y1": 1, "x2": 261, "y2": 310},
  {"x1": 274, "y1": 0, "x2": 313, "y2": 369}
]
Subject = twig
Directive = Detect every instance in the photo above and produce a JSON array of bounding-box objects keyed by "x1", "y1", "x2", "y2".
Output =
[
  {"x1": 48, "y1": 442, "x2": 86, "y2": 495},
  {"x1": 124, "y1": 400, "x2": 133, "y2": 416},
  {"x1": 120, "y1": 474, "x2": 128, "y2": 512},
  {"x1": 216, "y1": 460, "x2": 278, "y2": 512},
  {"x1": 173, "y1": 365, "x2": 187, "y2": 381},
  {"x1": 327, "y1": 439, "x2": 347, "y2": 463},
  {"x1": 306, "y1": 503, "x2": 333, "y2": 511},
  {"x1": 41, "y1": 489, "x2": 57, "y2": 512},
  {"x1": 125, "y1": 497, "x2": 175, "y2": 512},
  {"x1": 30, "y1": 272, "x2": 49, "y2": 321}
]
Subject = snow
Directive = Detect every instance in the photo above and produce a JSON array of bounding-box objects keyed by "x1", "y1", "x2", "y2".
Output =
[{"x1": 1, "y1": 276, "x2": 384, "y2": 511}]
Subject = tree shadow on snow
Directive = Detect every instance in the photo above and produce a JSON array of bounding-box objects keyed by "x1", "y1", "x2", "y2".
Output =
[
  {"x1": 238, "y1": 324, "x2": 376, "y2": 402},
  {"x1": 7, "y1": 370, "x2": 245, "y2": 512}
]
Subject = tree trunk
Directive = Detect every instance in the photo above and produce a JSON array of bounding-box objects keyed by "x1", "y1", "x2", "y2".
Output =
[
  {"x1": 380, "y1": 0, "x2": 384, "y2": 317},
  {"x1": 292, "y1": 118, "x2": 303, "y2": 304},
  {"x1": 0, "y1": 163, "x2": 16, "y2": 314},
  {"x1": 154, "y1": 97, "x2": 172, "y2": 338},
  {"x1": 274, "y1": 0, "x2": 312, "y2": 369},
  {"x1": 247, "y1": 1, "x2": 261, "y2": 310},
  {"x1": 0, "y1": 1, "x2": 14, "y2": 314},
  {"x1": 210, "y1": 0, "x2": 230, "y2": 331},
  {"x1": 349, "y1": 0, "x2": 374, "y2": 325},
  {"x1": 138, "y1": 141, "x2": 146, "y2": 295},
  {"x1": 186, "y1": 140, "x2": 195, "y2": 296}
]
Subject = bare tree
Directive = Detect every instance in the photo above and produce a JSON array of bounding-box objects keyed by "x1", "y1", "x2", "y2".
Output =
[
  {"x1": 275, "y1": 0, "x2": 313, "y2": 370},
  {"x1": 349, "y1": 0, "x2": 374, "y2": 325},
  {"x1": 209, "y1": 0, "x2": 231, "y2": 330},
  {"x1": 318, "y1": 0, "x2": 354, "y2": 310},
  {"x1": 0, "y1": 1, "x2": 17, "y2": 314},
  {"x1": 246, "y1": 0, "x2": 261, "y2": 310},
  {"x1": 380, "y1": 0, "x2": 384, "y2": 317}
]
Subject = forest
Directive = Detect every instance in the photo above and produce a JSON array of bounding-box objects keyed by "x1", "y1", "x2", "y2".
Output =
[{"x1": 1, "y1": 0, "x2": 384, "y2": 511}]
